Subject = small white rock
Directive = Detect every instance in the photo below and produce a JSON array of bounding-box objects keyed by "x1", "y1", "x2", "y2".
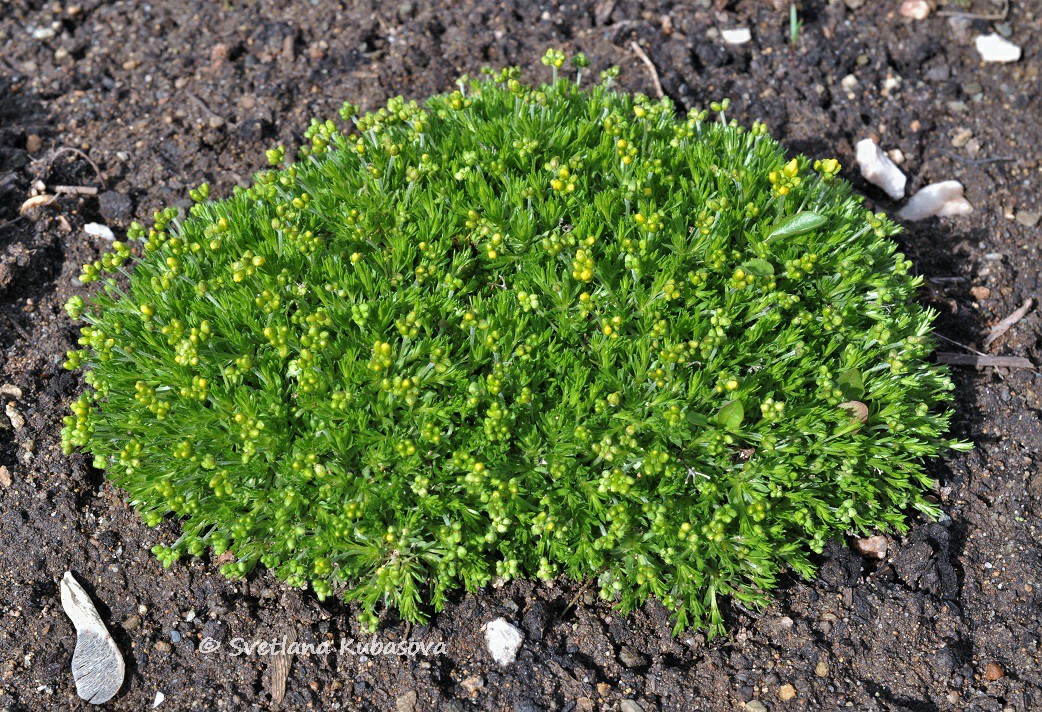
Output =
[
  {"x1": 0, "y1": 384, "x2": 23, "y2": 398},
  {"x1": 484, "y1": 618, "x2": 523, "y2": 666},
  {"x1": 84, "y1": 223, "x2": 115, "y2": 241},
  {"x1": 854, "y1": 535, "x2": 888, "y2": 560},
  {"x1": 899, "y1": 0, "x2": 930, "y2": 19},
  {"x1": 153, "y1": 691, "x2": 165, "y2": 708},
  {"x1": 898, "y1": 181, "x2": 973, "y2": 221},
  {"x1": 60, "y1": 572, "x2": 125, "y2": 705},
  {"x1": 5, "y1": 404, "x2": 25, "y2": 430},
  {"x1": 856, "y1": 139, "x2": 907, "y2": 200},
  {"x1": 975, "y1": 33, "x2": 1021, "y2": 63},
  {"x1": 840, "y1": 74, "x2": 859, "y2": 93},
  {"x1": 720, "y1": 28, "x2": 751, "y2": 45}
]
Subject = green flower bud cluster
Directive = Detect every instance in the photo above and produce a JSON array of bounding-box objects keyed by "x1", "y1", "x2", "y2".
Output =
[{"x1": 62, "y1": 51, "x2": 966, "y2": 636}]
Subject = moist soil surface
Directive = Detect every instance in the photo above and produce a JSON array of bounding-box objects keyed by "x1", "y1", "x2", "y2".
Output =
[{"x1": 1, "y1": 1, "x2": 1041, "y2": 710}]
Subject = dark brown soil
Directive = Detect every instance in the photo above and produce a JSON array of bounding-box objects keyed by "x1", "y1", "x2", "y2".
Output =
[{"x1": 1, "y1": 1, "x2": 1041, "y2": 710}]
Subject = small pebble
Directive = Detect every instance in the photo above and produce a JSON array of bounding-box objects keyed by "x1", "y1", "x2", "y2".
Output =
[
  {"x1": 815, "y1": 661, "x2": 829, "y2": 678},
  {"x1": 619, "y1": 701, "x2": 644, "y2": 712},
  {"x1": 5, "y1": 404, "x2": 25, "y2": 430},
  {"x1": 1015, "y1": 211, "x2": 1040, "y2": 228},
  {"x1": 970, "y1": 286, "x2": 991, "y2": 300},
  {"x1": 26, "y1": 134, "x2": 42, "y2": 153},
  {"x1": 840, "y1": 74, "x2": 858, "y2": 93},
  {"x1": 0, "y1": 466, "x2": 10, "y2": 488},
  {"x1": 169, "y1": 630, "x2": 182, "y2": 643},
  {"x1": 153, "y1": 691, "x2": 165, "y2": 708},
  {"x1": 984, "y1": 662, "x2": 1005, "y2": 681},
  {"x1": 899, "y1": 0, "x2": 930, "y2": 19},
  {"x1": 461, "y1": 675, "x2": 483, "y2": 694},
  {"x1": 779, "y1": 684, "x2": 797, "y2": 701},
  {"x1": 84, "y1": 223, "x2": 116, "y2": 241},
  {"x1": 484, "y1": 618, "x2": 523, "y2": 666},
  {"x1": 854, "y1": 535, "x2": 888, "y2": 560},
  {"x1": 899, "y1": 181, "x2": 973, "y2": 221},
  {"x1": 856, "y1": 139, "x2": 906, "y2": 200},
  {"x1": 720, "y1": 28, "x2": 752, "y2": 45},
  {"x1": 153, "y1": 641, "x2": 172, "y2": 654},
  {"x1": 395, "y1": 690, "x2": 418, "y2": 712},
  {"x1": 619, "y1": 645, "x2": 646, "y2": 669},
  {"x1": 745, "y1": 702, "x2": 768, "y2": 712},
  {"x1": 950, "y1": 128, "x2": 973, "y2": 148},
  {"x1": 975, "y1": 33, "x2": 1021, "y2": 63},
  {"x1": 210, "y1": 43, "x2": 230, "y2": 66},
  {"x1": 122, "y1": 615, "x2": 140, "y2": 631}
]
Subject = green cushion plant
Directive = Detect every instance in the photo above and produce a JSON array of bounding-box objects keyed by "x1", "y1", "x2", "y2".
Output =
[{"x1": 62, "y1": 50, "x2": 966, "y2": 635}]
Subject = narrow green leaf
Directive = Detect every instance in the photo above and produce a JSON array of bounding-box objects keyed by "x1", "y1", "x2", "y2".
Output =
[
  {"x1": 717, "y1": 400, "x2": 744, "y2": 431},
  {"x1": 742, "y1": 258, "x2": 775, "y2": 277},
  {"x1": 768, "y1": 211, "x2": 827, "y2": 240}
]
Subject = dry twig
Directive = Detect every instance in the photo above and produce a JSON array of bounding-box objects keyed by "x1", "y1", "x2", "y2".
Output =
[
  {"x1": 52, "y1": 185, "x2": 99, "y2": 196},
  {"x1": 630, "y1": 41, "x2": 664, "y2": 99},
  {"x1": 46, "y1": 147, "x2": 102, "y2": 183},
  {"x1": 938, "y1": 0, "x2": 1008, "y2": 19},
  {"x1": 4, "y1": 315, "x2": 31, "y2": 341},
  {"x1": 936, "y1": 353, "x2": 1034, "y2": 369},
  {"x1": 984, "y1": 298, "x2": 1033, "y2": 350}
]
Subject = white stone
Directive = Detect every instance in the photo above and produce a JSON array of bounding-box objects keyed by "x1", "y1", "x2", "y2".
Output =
[
  {"x1": 153, "y1": 691, "x2": 165, "y2": 708},
  {"x1": 5, "y1": 404, "x2": 25, "y2": 430},
  {"x1": 855, "y1": 139, "x2": 906, "y2": 200},
  {"x1": 899, "y1": 0, "x2": 930, "y2": 19},
  {"x1": 720, "y1": 28, "x2": 751, "y2": 45},
  {"x1": 60, "y1": 572, "x2": 125, "y2": 705},
  {"x1": 898, "y1": 181, "x2": 973, "y2": 221},
  {"x1": 975, "y1": 33, "x2": 1021, "y2": 63},
  {"x1": 484, "y1": 618, "x2": 523, "y2": 666},
  {"x1": 84, "y1": 223, "x2": 115, "y2": 240}
]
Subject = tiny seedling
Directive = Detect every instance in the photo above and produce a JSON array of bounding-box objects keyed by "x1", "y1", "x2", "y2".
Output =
[{"x1": 790, "y1": 3, "x2": 803, "y2": 48}]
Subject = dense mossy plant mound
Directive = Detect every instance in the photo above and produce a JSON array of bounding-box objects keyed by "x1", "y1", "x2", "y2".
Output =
[{"x1": 63, "y1": 52, "x2": 965, "y2": 634}]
